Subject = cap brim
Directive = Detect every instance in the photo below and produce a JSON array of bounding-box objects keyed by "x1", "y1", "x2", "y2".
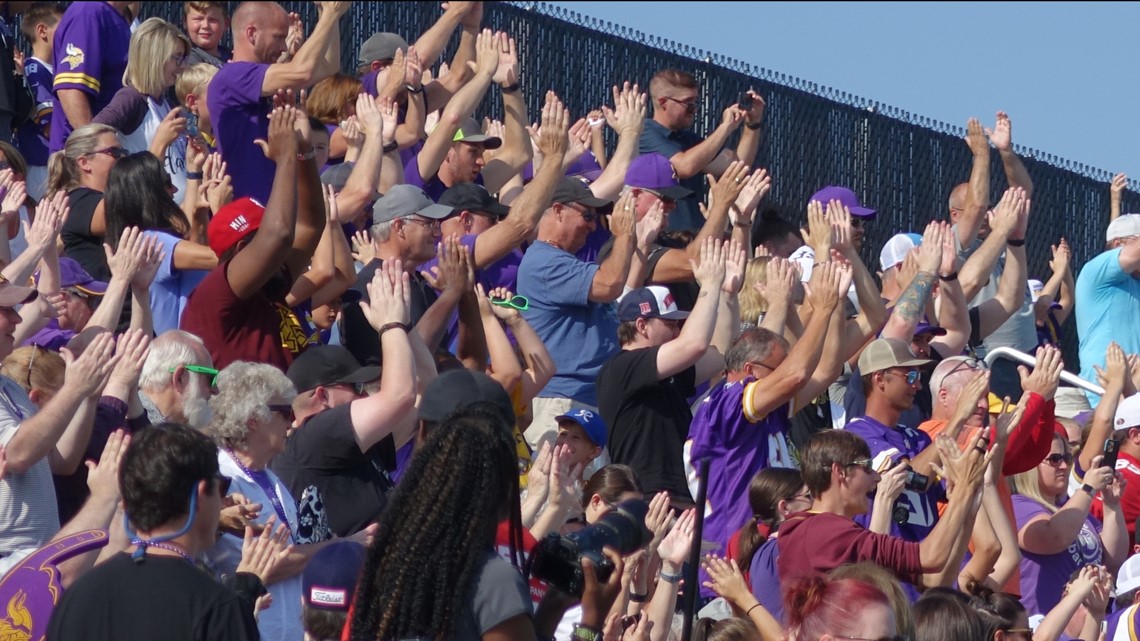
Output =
[
  {"x1": 456, "y1": 134, "x2": 502, "y2": 150},
  {"x1": 571, "y1": 168, "x2": 604, "y2": 182},
  {"x1": 335, "y1": 365, "x2": 381, "y2": 386},
  {"x1": 898, "y1": 356, "x2": 934, "y2": 368},
  {"x1": 658, "y1": 186, "x2": 694, "y2": 200},
  {"x1": 486, "y1": 202, "x2": 511, "y2": 219},
  {"x1": 415, "y1": 203, "x2": 456, "y2": 220},
  {"x1": 914, "y1": 325, "x2": 948, "y2": 337},
  {"x1": 0, "y1": 285, "x2": 37, "y2": 307},
  {"x1": 569, "y1": 195, "x2": 614, "y2": 209},
  {"x1": 657, "y1": 310, "x2": 690, "y2": 320},
  {"x1": 75, "y1": 281, "x2": 108, "y2": 296},
  {"x1": 851, "y1": 206, "x2": 876, "y2": 219}
]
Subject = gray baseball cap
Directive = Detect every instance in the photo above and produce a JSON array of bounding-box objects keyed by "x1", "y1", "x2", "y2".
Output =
[
  {"x1": 371, "y1": 185, "x2": 454, "y2": 225},
  {"x1": 358, "y1": 32, "x2": 408, "y2": 66},
  {"x1": 452, "y1": 117, "x2": 502, "y2": 149}
]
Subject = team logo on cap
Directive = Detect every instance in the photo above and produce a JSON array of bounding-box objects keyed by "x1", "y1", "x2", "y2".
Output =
[
  {"x1": 639, "y1": 302, "x2": 651, "y2": 315},
  {"x1": 229, "y1": 215, "x2": 249, "y2": 232},
  {"x1": 663, "y1": 293, "x2": 675, "y2": 307},
  {"x1": 1118, "y1": 418, "x2": 1125, "y2": 426},
  {"x1": 574, "y1": 409, "x2": 595, "y2": 421},
  {"x1": 309, "y1": 587, "x2": 348, "y2": 606}
]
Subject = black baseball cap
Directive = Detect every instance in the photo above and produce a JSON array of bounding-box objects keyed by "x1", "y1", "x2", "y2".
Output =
[
  {"x1": 417, "y1": 369, "x2": 515, "y2": 429},
  {"x1": 286, "y1": 346, "x2": 380, "y2": 393},
  {"x1": 438, "y1": 183, "x2": 510, "y2": 220},
  {"x1": 551, "y1": 176, "x2": 613, "y2": 210}
]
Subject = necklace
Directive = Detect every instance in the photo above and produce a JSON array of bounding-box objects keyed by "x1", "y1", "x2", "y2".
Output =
[
  {"x1": 131, "y1": 539, "x2": 195, "y2": 564},
  {"x1": 225, "y1": 449, "x2": 295, "y2": 543}
]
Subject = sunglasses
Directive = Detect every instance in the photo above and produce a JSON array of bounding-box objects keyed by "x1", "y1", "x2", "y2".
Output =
[
  {"x1": 845, "y1": 458, "x2": 875, "y2": 473},
  {"x1": 89, "y1": 146, "x2": 129, "y2": 160},
  {"x1": 561, "y1": 203, "x2": 597, "y2": 223},
  {"x1": 490, "y1": 294, "x2": 530, "y2": 311},
  {"x1": 1043, "y1": 453, "x2": 1074, "y2": 467},
  {"x1": 946, "y1": 357, "x2": 988, "y2": 377},
  {"x1": 268, "y1": 404, "x2": 295, "y2": 422},
  {"x1": 173, "y1": 364, "x2": 220, "y2": 389},
  {"x1": 889, "y1": 369, "x2": 921, "y2": 385},
  {"x1": 663, "y1": 96, "x2": 698, "y2": 112}
]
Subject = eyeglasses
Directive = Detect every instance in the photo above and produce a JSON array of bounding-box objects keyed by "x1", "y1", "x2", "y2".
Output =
[
  {"x1": 402, "y1": 216, "x2": 442, "y2": 234},
  {"x1": 836, "y1": 636, "x2": 910, "y2": 641},
  {"x1": 786, "y1": 490, "x2": 812, "y2": 503},
  {"x1": 663, "y1": 96, "x2": 698, "y2": 112},
  {"x1": 1043, "y1": 453, "x2": 1074, "y2": 468},
  {"x1": 25, "y1": 344, "x2": 41, "y2": 390},
  {"x1": 88, "y1": 146, "x2": 128, "y2": 160},
  {"x1": 169, "y1": 52, "x2": 187, "y2": 65},
  {"x1": 329, "y1": 382, "x2": 368, "y2": 397},
  {"x1": 214, "y1": 474, "x2": 231, "y2": 496},
  {"x1": 845, "y1": 458, "x2": 875, "y2": 473},
  {"x1": 889, "y1": 369, "x2": 921, "y2": 385},
  {"x1": 747, "y1": 360, "x2": 780, "y2": 374},
  {"x1": 946, "y1": 357, "x2": 988, "y2": 378},
  {"x1": 63, "y1": 287, "x2": 90, "y2": 301},
  {"x1": 561, "y1": 203, "x2": 597, "y2": 223},
  {"x1": 490, "y1": 294, "x2": 530, "y2": 311},
  {"x1": 172, "y1": 364, "x2": 219, "y2": 389},
  {"x1": 268, "y1": 404, "x2": 295, "y2": 422}
]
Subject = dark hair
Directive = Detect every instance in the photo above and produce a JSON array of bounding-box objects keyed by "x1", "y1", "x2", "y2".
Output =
[
  {"x1": 617, "y1": 320, "x2": 639, "y2": 346},
  {"x1": 691, "y1": 617, "x2": 758, "y2": 641},
  {"x1": 799, "y1": 430, "x2": 871, "y2": 496},
  {"x1": 104, "y1": 151, "x2": 190, "y2": 248},
  {"x1": 964, "y1": 582, "x2": 1027, "y2": 641},
  {"x1": 914, "y1": 587, "x2": 988, "y2": 641},
  {"x1": 303, "y1": 605, "x2": 347, "y2": 640},
  {"x1": 119, "y1": 422, "x2": 219, "y2": 532},
  {"x1": 19, "y1": 2, "x2": 63, "y2": 41},
  {"x1": 349, "y1": 406, "x2": 524, "y2": 641},
  {"x1": 736, "y1": 468, "x2": 803, "y2": 569},
  {"x1": 751, "y1": 208, "x2": 802, "y2": 252},
  {"x1": 581, "y1": 464, "x2": 642, "y2": 510}
]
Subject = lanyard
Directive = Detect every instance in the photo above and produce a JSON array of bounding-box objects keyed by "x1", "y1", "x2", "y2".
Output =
[{"x1": 225, "y1": 450, "x2": 295, "y2": 543}]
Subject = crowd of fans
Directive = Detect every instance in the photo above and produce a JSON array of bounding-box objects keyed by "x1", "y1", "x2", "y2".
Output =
[{"x1": 0, "y1": 1, "x2": 1133, "y2": 640}]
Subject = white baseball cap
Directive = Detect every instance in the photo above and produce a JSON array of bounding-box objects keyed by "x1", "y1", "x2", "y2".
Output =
[
  {"x1": 1117, "y1": 553, "x2": 1140, "y2": 595},
  {"x1": 1107, "y1": 214, "x2": 1140, "y2": 243},
  {"x1": 879, "y1": 233, "x2": 922, "y2": 272},
  {"x1": 1113, "y1": 393, "x2": 1140, "y2": 432}
]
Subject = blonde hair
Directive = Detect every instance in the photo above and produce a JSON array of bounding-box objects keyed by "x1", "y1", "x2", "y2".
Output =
[
  {"x1": 739, "y1": 256, "x2": 772, "y2": 323},
  {"x1": 174, "y1": 63, "x2": 217, "y2": 106},
  {"x1": 124, "y1": 18, "x2": 191, "y2": 97},
  {"x1": 1009, "y1": 433, "x2": 1066, "y2": 514},
  {"x1": 45, "y1": 123, "x2": 120, "y2": 197},
  {"x1": 2, "y1": 345, "x2": 65, "y2": 396}
]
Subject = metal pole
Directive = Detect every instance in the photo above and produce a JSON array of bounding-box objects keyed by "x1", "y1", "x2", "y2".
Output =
[
  {"x1": 983, "y1": 346, "x2": 1104, "y2": 396},
  {"x1": 681, "y1": 458, "x2": 710, "y2": 641}
]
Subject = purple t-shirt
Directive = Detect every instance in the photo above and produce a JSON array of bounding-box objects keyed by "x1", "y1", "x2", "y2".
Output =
[
  {"x1": 576, "y1": 225, "x2": 613, "y2": 264},
  {"x1": 49, "y1": 1, "x2": 130, "y2": 152},
  {"x1": 18, "y1": 57, "x2": 53, "y2": 165},
  {"x1": 360, "y1": 70, "x2": 379, "y2": 97},
  {"x1": 1013, "y1": 494, "x2": 1103, "y2": 617},
  {"x1": 846, "y1": 415, "x2": 943, "y2": 542},
  {"x1": 749, "y1": 537, "x2": 785, "y2": 624},
  {"x1": 207, "y1": 61, "x2": 273, "y2": 203},
  {"x1": 403, "y1": 153, "x2": 484, "y2": 202},
  {"x1": 688, "y1": 378, "x2": 794, "y2": 597}
]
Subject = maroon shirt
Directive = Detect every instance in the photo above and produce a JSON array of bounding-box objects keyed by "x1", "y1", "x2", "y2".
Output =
[
  {"x1": 776, "y1": 510, "x2": 923, "y2": 587},
  {"x1": 179, "y1": 260, "x2": 304, "y2": 371}
]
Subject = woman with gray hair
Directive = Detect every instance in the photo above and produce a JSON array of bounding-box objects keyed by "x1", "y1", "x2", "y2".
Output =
[{"x1": 204, "y1": 360, "x2": 352, "y2": 641}]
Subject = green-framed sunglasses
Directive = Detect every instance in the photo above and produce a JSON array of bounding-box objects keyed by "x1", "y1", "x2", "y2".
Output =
[
  {"x1": 172, "y1": 364, "x2": 220, "y2": 388},
  {"x1": 490, "y1": 294, "x2": 529, "y2": 311}
]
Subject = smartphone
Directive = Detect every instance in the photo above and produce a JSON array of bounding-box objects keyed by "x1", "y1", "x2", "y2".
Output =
[
  {"x1": 185, "y1": 112, "x2": 199, "y2": 138},
  {"x1": 738, "y1": 91, "x2": 753, "y2": 111},
  {"x1": 1103, "y1": 439, "x2": 1120, "y2": 472}
]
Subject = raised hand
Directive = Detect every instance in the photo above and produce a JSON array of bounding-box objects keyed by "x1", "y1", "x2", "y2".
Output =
[
  {"x1": 491, "y1": 32, "x2": 518, "y2": 87},
  {"x1": 1049, "y1": 238, "x2": 1071, "y2": 275},
  {"x1": 740, "y1": 88, "x2": 765, "y2": 126},
  {"x1": 876, "y1": 459, "x2": 909, "y2": 503},
  {"x1": 236, "y1": 515, "x2": 294, "y2": 585},
  {"x1": 733, "y1": 168, "x2": 771, "y2": 225},
  {"x1": 1094, "y1": 342, "x2": 1128, "y2": 390},
  {"x1": 825, "y1": 199, "x2": 852, "y2": 255},
  {"x1": 701, "y1": 555, "x2": 753, "y2": 610},
  {"x1": 1112, "y1": 173, "x2": 1128, "y2": 203},
  {"x1": 105, "y1": 226, "x2": 149, "y2": 284},
  {"x1": 948, "y1": 369, "x2": 990, "y2": 429},
  {"x1": 380, "y1": 48, "x2": 408, "y2": 98},
  {"x1": 361, "y1": 259, "x2": 411, "y2": 330},
  {"x1": 469, "y1": 29, "x2": 498, "y2": 78},
  {"x1": 355, "y1": 92, "x2": 383, "y2": 140},
  {"x1": 24, "y1": 190, "x2": 68, "y2": 252},
  {"x1": 806, "y1": 260, "x2": 841, "y2": 313},
  {"x1": 985, "y1": 111, "x2": 1013, "y2": 153},
  {"x1": 107, "y1": 328, "x2": 151, "y2": 391},
  {"x1": 603, "y1": 81, "x2": 647, "y2": 138},
  {"x1": 635, "y1": 200, "x2": 665, "y2": 250},
  {"x1": 917, "y1": 221, "x2": 944, "y2": 274},
  {"x1": 801, "y1": 199, "x2": 831, "y2": 257},
  {"x1": 939, "y1": 221, "x2": 957, "y2": 276},
  {"x1": 643, "y1": 492, "x2": 673, "y2": 555},
  {"x1": 987, "y1": 187, "x2": 1025, "y2": 238},
  {"x1": 85, "y1": 429, "x2": 130, "y2": 503},
  {"x1": 61, "y1": 330, "x2": 121, "y2": 398},
  {"x1": 1019, "y1": 344, "x2": 1063, "y2": 401},
  {"x1": 254, "y1": 105, "x2": 299, "y2": 162},
  {"x1": 722, "y1": 239, "x2": 748, "y2": 295},
  {"x1": 351, "y1": 229, "x2": 374, "y2": 264},
  {"x1": 709, "y1": 161, "x2": 749, "y2": 216},
  {"x1": 609, "y1": 190, "x2": 636, "y2": 238},
  {"x1": 657, "y1": 508, "x2": 697, "y2": 566},
  {"x1": 525, "y1": 441, "x2": 552, "y2": 505},
  {"x1": 0, "y1": 179, "x2": 25, "y2": 221},
  {"x1": 153, "y1": 107, "x2": 188, "y2": 151},
  {"x1": 690, "y1": 237, "x2": 727, "y2": 292},
  {"x1": 486, "y1": 286, "x2": 522, "y2": 322},
  {"x1": 131, "y1": 234, "x2": 164, "y2": 291},
  {"x1": 421, "y1": 236, "x2": 472, "y2": 294},
  {"x1": 964, "y1": 117, "x2": 989, "y2": 156},
  {"x1": 721, "y1": 103, "x2": 744, "y2": 131},
  {"x1": 757, "y1": 257, "x2": 794, "y2": 308},
  {"x1": 537, "y1": 92, "x2": 570, "y2": 159},
  {"x1": 403, "y1": 45, "x2": 424, "y2": 90}
]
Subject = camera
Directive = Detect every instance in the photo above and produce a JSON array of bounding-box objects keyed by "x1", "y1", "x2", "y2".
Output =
[
  {"x1": 738, "y1": 91, "x2": 753, "y2": 111},
  {"x1": 529, "y1": 499, "x2": 650, "y2": 597},
  {"x1": 904, "y1": 470, "x2": 931, "y2": 493}
]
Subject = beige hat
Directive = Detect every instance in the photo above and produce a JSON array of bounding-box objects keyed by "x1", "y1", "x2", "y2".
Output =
[{"x1": 858, "y1": 338, "x2": 932, "y2": 375}]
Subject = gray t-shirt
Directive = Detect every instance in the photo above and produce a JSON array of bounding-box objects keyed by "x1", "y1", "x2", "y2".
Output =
[
  {"x1": 953, "y1": 224, "x2": 1037, "y2": 354},
  {"x1": 0, "y1": 376, "x2": 59, "y2": 555}
]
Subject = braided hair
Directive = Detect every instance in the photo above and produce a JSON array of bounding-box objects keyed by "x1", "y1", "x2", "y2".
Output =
[{"x1": 349, "y1": 404, "x2": 524, "y2": 641}]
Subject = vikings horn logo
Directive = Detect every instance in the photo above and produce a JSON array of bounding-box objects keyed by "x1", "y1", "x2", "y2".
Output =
[
  {"x1": 0, "y1": 591, "x2": 33, "y2": 641},
  {"x1": 62, "y1": 44, "x2": 85, "y2": 70}
]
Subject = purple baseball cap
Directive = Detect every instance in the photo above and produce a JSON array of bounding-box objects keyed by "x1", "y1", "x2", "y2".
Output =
[
  {"x1": 625, "y1": 153, "x2": 693, "y2": 201},
  {"x1": 49, "y1": 258, "x2": 108, "y2": 295},
  {"x1": 810, "y1": 185, "x2": 876, "y2": 219},
  {"x1": 566, "y1": 151, "x2": 604, "y2": 182},
  {"x1": 914, "y1": 320, "x2": 947, "y2": 337}
]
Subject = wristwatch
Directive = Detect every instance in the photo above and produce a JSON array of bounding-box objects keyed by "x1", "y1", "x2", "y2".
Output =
[{"x1": 572, "y1": 624, "x2": 602, "y2": 641}]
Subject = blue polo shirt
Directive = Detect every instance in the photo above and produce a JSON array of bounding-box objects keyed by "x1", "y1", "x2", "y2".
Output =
[{"x1": 639, "y1": 119, "x2": 706, "y2": 232}]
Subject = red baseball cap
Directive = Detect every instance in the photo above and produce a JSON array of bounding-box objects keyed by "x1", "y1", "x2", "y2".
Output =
[{"x1": 208, "y1": 197, "x2": 265, "y2": 258}]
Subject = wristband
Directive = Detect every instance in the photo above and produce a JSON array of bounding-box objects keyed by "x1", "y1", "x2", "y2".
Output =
[
  {"x1": 382, "y1": 141, "x2": 399, "y2": 154},
  {"x1": 1081, "y1": 483, "x2": 1096, "y2": 496},
  {"x1": 939, "y1": 271, "x2": 958, "y2": 281},
  {"x1": 746, "y1": 603, "x2": 763, "y2": 616},
  {"x1": 501, "y1": 81, "x2": 521, "y2": 93},
  {"x1": 186, "y1": 171, "x2": 204, "y2": 180},
  {"x1": 628, "y1": 591, "x2": 648, "y2": 603},
  {"x1": 1006, "y1": 238, "x2": 1026, "y2": 247},
  {"x1": 571, "y1": 624, "x2": 601, "y2": 641},
  {"x1": 378, "y1": 322, "x2": 411, "y2": 336},
  {"x1": 404, "y1": 83, "x2": 424, "y2": 94},
  {"x1": 745, "y1": 121, "x2": 762, "y2": 130},
  {"x1": 659, "y1": 569, "x2": 683, "y2": 584}
]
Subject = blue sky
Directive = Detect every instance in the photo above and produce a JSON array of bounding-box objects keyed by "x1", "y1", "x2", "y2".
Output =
[{"x1": 547, "y1": 2, "x2": 1140, "y2": 186}]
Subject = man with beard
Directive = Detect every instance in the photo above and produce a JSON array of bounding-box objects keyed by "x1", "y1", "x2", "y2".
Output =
[{"x1": 138, "y1": 330, "x2": 216, "y2": 428}]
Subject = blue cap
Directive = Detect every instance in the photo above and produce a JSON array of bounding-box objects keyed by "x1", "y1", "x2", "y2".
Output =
[
  {"x1": 556, "y1": 407, "x2": 607, "y2": 447},
  {"x1": 302, "y1": 541, "x2": 367, "y2": 611}
]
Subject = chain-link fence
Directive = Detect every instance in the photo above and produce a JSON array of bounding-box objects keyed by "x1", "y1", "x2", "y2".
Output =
[{"x1": 128, "y1": 1, "x2": 1134, "y2": 366}]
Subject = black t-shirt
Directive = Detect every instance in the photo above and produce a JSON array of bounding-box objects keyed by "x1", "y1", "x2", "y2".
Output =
[
  {"x1": 596, "y1": 236, "x2": 699, "y2": 311},
  {"x1": 341, "y1": 258, "x2": 438, "y2": 365},
  {"x1": 597, "y1": 346, "x2": 696, "y2": 501},
  {"x1": 47, "y1": 552, "x2": 258, "y2": 641},
  {"x1": 61, "y1": 187, "x2": 110, "y2": 281},
  {"x1": 270, "y1": 403, "x2": 397, "y2": 537}
]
